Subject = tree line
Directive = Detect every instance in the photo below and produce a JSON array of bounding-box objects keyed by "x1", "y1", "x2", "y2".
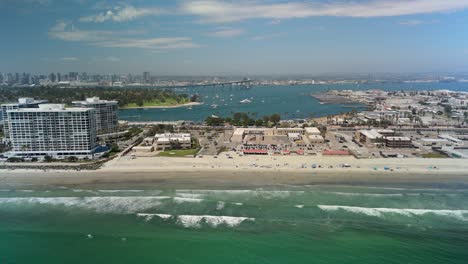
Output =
[
  {"x1": 205, "y1": 112, "x2": 281, "y2": 127},
  {"x1": 0, "y1": 86, "x2": 198, "y2": 107}
]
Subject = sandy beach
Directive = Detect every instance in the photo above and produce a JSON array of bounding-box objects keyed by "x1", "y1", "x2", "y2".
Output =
[{"x1": 1, "y1": 152, "x2": 467, "y2": 188}]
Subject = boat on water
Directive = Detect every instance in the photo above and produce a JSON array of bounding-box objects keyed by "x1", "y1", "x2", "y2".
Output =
[
  {"x1": 211, "y1": 104, "x2": 218, "y2": 108},
  {"x1": 239, "y1": 99, "x2": 252, "y2": 104}
]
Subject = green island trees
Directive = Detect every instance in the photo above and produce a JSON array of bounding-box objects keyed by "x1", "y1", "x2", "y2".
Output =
[
  {"x1": 205, "y1": 112, "x2": 281, "y2": 127},
  {"x1": 0, "y1": 86, "x2": 196, "y2": 108}
]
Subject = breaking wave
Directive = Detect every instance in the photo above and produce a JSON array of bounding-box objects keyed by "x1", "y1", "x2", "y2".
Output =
[
  {"x1": 98, "y1": 190, "x2": 146, "y2": 193},
  {"x1": 136, "y1": 213, "x2": 254, "y2": 228},
  {"x1": 174, "y1": 192, "x2": 205, "y2": 199},
  {"x1": 175, "y1": 189, "x2": 304, "y2": 198},
  {"x1": 318, "y1": 205, "x2": 468, "y2": 220},
  {"x1": 173, "y1": 197, "x2": 204, "y2": 203},
  {"x1": 177, "y1": 215, "x2": 254, "y2": 228},
  {"x1": 0, "y1": 196, "x2": 167, "y2": 214},
  {"x1": 137, "y1": 213, "x2": 172, "y2": 221},
  {"x1": 327, "y1": 192, "x2": 404, "y2": 197}
]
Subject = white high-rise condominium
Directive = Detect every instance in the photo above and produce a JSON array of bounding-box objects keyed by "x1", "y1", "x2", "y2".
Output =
[
  {"x1": 6, "y1": 104, "x2": 98, "y2": 159},
  {"x1": 1, "y1": 97, "x2": 48, "y2": 140},
  {"x1": 72, "y1": 97, "x2": 119, "y2": 135}
]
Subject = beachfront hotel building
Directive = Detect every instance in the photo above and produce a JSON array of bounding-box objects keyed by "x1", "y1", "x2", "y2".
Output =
[
  {"x1": 231, "y1": 127, "x2": 324, "y2": 146},
  {"x1": 72, "y1": 97, "x2": 118, "y2": 135},
  {"x1": 355, "y1": 129, "x2": 395, "y2": 145},
  {"x1": 385, "y1": 137, "x2": 412, "y2": 148},
  {"x1": 6, "y1": 104, "x2": 99, "y2": 159},
  {"x1": 1, "y1": 98, "x2": 48, "y2": 140},
  {"x1": 154, "y1": 133, "x2": 192, "y2": 150}
]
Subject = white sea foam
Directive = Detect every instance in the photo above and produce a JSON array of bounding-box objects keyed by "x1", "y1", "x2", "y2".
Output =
[
  {"x1": 175, "y1": 189, "x2": 304, "y2": 198},
  {"x1": 294, "y1": 205, "x2": 304, "y2": 208},
  {"x1": 98, "y1": 190, "x2": 145, "y2": 193},
  {"x1": 18, "y1": 190, "x2": 34, "y2": 192},
  {"x1": 216, "y1": 201, "x2": 225, "y2": 210},
  {"x1": 233, "y1": 202, "x2": 243, "y2": 206},
  {"x1": 328, "y1": 192, "x2": 403, "y2": 197},
  {"x1": 176, "y1": 189, "x2": 251, "y2": 194},
  {"x1": 174, "y1": 192, "x2": 205, "y2": 199},
  {"x1": 173, "y1": 197, "x2": 204, "y2": 203},
  {"x1": 176, "y1": 215, "x2": 254, "y2": 228},
  {"x1": 318, "y1": 205, "x2": 468, "y2": 220},
  {"x1": 0, "y1": 196, "x2": 164, "y2": 214},
  {"x1": 137, "y1": 213, "x2": 172, "y2": 221}
]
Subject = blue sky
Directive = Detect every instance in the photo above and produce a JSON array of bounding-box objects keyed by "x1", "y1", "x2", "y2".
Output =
[{"x1": 1, "y1": 0, "x2": 468, "y2": 75}]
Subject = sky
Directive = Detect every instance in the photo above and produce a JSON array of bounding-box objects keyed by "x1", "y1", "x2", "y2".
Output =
[{"x1": 1, "y1": 0, "x2": 468, "y2": 75}]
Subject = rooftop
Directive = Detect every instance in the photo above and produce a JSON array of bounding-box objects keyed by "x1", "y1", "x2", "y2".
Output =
[
  {"x1": 1, "y1": 98, "x2": 48, "y2": 107},
  {"x1": 72, "y1": 97, "x2": 118, "y2": 105},
  {"x1": 304, "y1": 127, "x2": 321, "y2": 135},
  {"x1": 359, "y1": 129, "x2": 383, "y2": 139},
  {"x1": 9, "y1": 104, "x2": 93, "y2": 112}
]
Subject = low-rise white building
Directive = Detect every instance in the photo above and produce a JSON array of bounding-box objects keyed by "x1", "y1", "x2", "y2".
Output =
[
  {"x1": 304, "y1": 127, "x2": 321, "y2": 136},
  {"x1": 154, "y1": 133, "x2": 191, "y2": 150}
]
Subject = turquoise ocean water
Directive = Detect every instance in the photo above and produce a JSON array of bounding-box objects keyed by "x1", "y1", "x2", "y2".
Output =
[
  {"x1": 119, "y1": 82, "x2": 468, "y2": 121},
  {"x1": 1, "y1": 183, "x2": 468, "y2": 263}
]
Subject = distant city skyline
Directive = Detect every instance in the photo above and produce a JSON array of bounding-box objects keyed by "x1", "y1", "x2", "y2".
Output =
[{"x1": 1, "y1": 0, "x2": 468, "y2": 75}]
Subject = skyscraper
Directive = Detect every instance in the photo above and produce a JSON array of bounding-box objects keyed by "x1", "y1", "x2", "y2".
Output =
[
  {"x1": 143, "y1": 72, "x2": 150, "y2": 84},
  {"x1": 6, "y1": 104, "x2": 98, "y2": 159},
  {"x1": 48, "y1": 73, "x2": 56, "y2": 83},
  {"x1": 72, "y1": 97, "x2": 119, "y2": 135},
  {"x1": 1, "y1": 98, "x2": 48, "y2": 140}
]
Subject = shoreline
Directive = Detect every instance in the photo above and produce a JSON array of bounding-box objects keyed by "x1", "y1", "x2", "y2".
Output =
[
  {"x1": 121, "y1": 102, "x2": 202, "y2": 109},
  {"x1": 1, "y1": 169, "x2": 467, "y2": 189},
  {"x1": 1, "y1": 155, "x2": 468, "y2": 188}
]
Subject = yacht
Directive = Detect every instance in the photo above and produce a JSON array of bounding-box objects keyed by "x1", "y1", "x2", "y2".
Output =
[{"x1": 239, "y1": 99, "x2": 252, "y2": 104}]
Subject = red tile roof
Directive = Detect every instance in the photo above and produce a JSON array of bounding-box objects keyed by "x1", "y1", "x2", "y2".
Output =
[{"x1": 323, "y1": 150, "x2": 350, "y2": 155}]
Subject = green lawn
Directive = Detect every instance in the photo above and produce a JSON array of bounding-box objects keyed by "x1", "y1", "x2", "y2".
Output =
[
  {"x1": 421, "y1": 153, "x2": 448, "y2": 158},
  {"x1": 157, "y1": 149, "x2": 199, "y2": 157},
  {"x1": 124, "y1": 98, "x2": 189, "y2": 108}
]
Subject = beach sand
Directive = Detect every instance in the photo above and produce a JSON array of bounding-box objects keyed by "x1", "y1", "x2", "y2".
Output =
[{"x1": 1, "y1": 152, "x2": 467, "y2": 188}]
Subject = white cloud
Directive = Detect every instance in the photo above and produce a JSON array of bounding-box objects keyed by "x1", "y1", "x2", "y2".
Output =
[
  {"x1": 80, "y1": 5, "x2": 164, "y2": 23},
  {"x1": 399, "y1": 19, "x2": 439, "y2": 25},
  {"x1": 49, "y1": 22, "x2": 110, "y2": 42},
  {"x1": 268, "y1": 19, "x2": 281, "y2": 25},
  {"x1": 251, "y1": 32, "x2": 283, "y2": 41},
  {"x1": 48, "y1": 21, "x2": 202, "y2": 50},
  {"x1": 181, "y1": 0, "x2": 468, "y2": 23},
  {"x1": 105, "y1": 56, "x2": 120, "y2": 62},
  {"x1": 93, "y1": 37, "x2": 203, "y2": 49},
  {"x1": 208, "y1": 28, "x2": 244, "y2": 38},
  {"x1": 61, "y1": 57, "x2": 79, "y2": 61}
]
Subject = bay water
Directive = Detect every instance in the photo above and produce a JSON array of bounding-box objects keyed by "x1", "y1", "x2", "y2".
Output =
[{"x1": 118, "y1": 82, "x2": 468, "y2": 122}]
